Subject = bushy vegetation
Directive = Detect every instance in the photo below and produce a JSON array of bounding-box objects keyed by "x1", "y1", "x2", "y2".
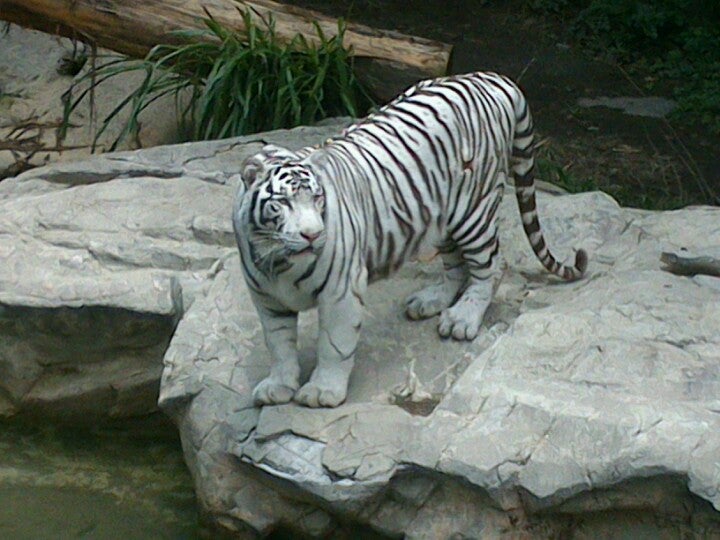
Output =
[
  {"x1": 61, "y1": 9, "x2": 374, "y2": 149},
  {"x1": 530, "y1": 0, "x2": 720, "y2": 133}
]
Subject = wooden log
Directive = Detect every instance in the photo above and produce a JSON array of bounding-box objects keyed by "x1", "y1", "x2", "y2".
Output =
[
  {"x1": 0, "y1": 0, "x2": 452, "y2": 100},
  {"x1": 661, "y1": 252, "x2": 720, "y2": 278}
]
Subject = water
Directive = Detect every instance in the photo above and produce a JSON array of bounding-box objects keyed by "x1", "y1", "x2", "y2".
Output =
[{"x1": 0, "y1": 416, "x2": 199, "y2": 539}]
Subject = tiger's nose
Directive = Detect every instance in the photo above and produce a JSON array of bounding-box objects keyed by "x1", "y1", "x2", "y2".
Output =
[{"x1": 301, "y1": 231, "x2": 321, "y2": 244}]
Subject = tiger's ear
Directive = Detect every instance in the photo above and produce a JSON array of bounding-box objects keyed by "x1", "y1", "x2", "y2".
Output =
[
  {"x1": 241, "y1": 144, "x2": 297, "y2": 188},
  {"x1": 240, "y1": 154, "x2": 269, "y2": 188}
]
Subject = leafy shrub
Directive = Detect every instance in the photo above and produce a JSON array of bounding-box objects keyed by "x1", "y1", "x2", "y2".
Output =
[
  {"x1": 529, "y1": 0, "x2": 572, "y2": 15},
  {"x1": 61, "y1": 9, "x2": 374, "y2": 150},
  {"x1": 530, "y1": 0, "x2": 720, "y2": 134},
  {"x1": 656, "y1": 26, "x2": 720, "y2": 133},
  {"x1": 571, "y1": 0, "x2": 687, "y2": 59}
]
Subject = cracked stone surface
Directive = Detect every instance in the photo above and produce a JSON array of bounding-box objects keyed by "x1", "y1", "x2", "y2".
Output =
[
  {"x1": 158, "y1": 139, "x2": 720, "y2": 534},
  {"x1": 2, "y1": 121, "x2": 719, "y2": 536},
  {"x1": 0, "y1": 121, "x2": 349, "y2": 421}
]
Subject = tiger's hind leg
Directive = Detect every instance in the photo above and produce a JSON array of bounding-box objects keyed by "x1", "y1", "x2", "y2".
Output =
[
  {"x1": 438, "y1": 259, "x2": 499, "y2": 340},
  {"x1": 438, "y1": 183, "x2": 504, "y2": 341},
  {"x1": 405, "y1": 249, "x2": 466, "y2": 320}
]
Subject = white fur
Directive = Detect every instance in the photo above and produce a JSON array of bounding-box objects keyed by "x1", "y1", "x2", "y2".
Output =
[{"x1": 233, "y1": 72, "x2": 585, "y2": 409}]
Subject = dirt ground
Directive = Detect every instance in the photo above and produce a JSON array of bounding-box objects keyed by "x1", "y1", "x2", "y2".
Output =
[{"x1": 291, "y1": 0, "x2": 719, "y2": 209}]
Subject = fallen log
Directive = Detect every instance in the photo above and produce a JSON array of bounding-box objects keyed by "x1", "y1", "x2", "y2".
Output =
[{"x1": 0, "y1": 0, "x2": 452, "y2": 101}]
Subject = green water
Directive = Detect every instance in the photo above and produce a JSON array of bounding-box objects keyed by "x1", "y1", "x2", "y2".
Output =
[{"x1": 0, "y1": 417, "x2": 199, "y2": 539}]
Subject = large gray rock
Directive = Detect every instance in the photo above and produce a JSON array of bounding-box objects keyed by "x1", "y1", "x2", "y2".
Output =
[
  {"x1": 159, "y1": 189, "x2": 720, "y2": 537},
  {"x1": 0, "y1": 122, "x2": 348, "y2": 421},
  {"x1": 2, "y1": 121, "x2": 719, "y2": 536},
  {"x1": 159, "y1": 155, "x2": 720, "y2": 533}
]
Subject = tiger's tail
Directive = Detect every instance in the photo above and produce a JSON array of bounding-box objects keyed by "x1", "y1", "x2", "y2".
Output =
[{"x1": 510, "y1": 89, "x2": 587, "y2": 281}]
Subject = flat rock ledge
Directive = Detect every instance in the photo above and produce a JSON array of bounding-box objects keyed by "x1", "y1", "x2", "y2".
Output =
[
  {"x1": 2, "y1": 122, "x2": 719, "y2": 537},
  {"x1": 0, "y1": 121, "x2": 349, "y2": 421}
]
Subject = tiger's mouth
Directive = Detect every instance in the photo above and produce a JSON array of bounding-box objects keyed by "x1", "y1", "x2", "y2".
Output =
[
  {"x1": 290, "y1": 246, "x2": 315, "y2": 256},
  {"x1": 287, "y1": 236, "x2": 325, "y2": 256}
]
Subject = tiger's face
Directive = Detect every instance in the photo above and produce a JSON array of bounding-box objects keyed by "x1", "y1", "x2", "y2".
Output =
[{"x1": 241, "y1": 146, "x2": 326, "y2": 270}]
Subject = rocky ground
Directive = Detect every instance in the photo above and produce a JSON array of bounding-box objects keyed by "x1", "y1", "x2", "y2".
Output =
[{"x1": 1, "y1": 122, "x2": 719, "y2": 537}]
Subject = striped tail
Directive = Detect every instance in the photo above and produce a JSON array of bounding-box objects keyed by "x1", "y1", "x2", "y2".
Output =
[{"x1": 510, "y1": 95, "x2": 587, "y2": 281}]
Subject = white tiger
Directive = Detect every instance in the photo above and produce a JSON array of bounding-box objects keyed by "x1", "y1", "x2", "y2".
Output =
[{"x1": 232, "y1": 71, "x2": 587, "y2": 408}]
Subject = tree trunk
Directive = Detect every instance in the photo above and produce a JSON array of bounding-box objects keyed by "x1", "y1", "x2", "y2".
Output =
[{"x1": 0, "y1": 0, "x2": 453, "y2": 101}]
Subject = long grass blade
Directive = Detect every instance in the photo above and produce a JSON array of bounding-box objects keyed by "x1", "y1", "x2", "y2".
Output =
[{"x1": 61, "y1": 7, "x2": 374, "y2": 149}]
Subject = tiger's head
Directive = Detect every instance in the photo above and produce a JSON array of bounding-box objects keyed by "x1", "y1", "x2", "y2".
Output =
[{"x1": 238, "y1": 145, "x2": 326, "y2": 271}]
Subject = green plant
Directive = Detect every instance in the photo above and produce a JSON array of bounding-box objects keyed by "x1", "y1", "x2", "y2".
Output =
[
  {"x1": 536, "y1": 157, "x2": 599, "y2": 194},
  {"x1": 529, "y1": 0, "x2": 720, "y2": 136},
  {"x1": 529, "y1": 0, "x2": 572, "y2": 15},
  {"x1": 61, "y1": 8, "x2": 374, "y2": 150},
  {"x1": 571, "y1": 0, "x2": 687, "y2": 60},
  {"x1": 656, "y1": 26, "x2": 720, "y2": 133}
]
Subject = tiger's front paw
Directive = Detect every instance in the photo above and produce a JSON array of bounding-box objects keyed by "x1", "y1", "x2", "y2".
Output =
[
  {"x1": 253, "y1": 376, "x2": 298, "y2": 406},
  {"x1": 437, "y1": 283, "x2": 493, "y2": 340},
  {"x1": 294, "y1": 381, "x2": 347, "y2": 408},
  {"x1": 438, "y1": 303, "x2": 483, "y2": 341}
]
